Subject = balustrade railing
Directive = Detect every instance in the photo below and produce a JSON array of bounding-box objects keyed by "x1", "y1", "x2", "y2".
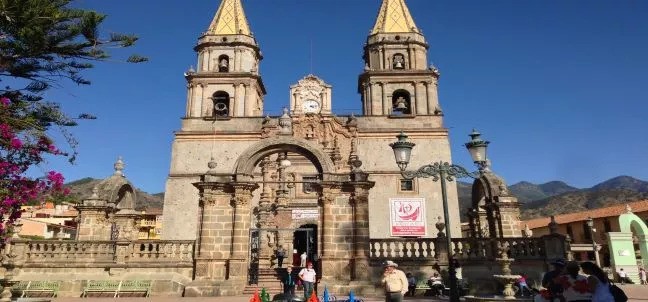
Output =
[
  {"x1": 369, "y1": 237, "x2": 546, "y2": 262},
  {"x1": 9, "y1": 240, "x2": 195, "y2": 266},
  {"x1": 23, "y1": 241, "x2": 115, "y2": 262},
  {"x1": 369, "y1": 239, "x2": 436, "y2": 260},
  {"x1": 129, "y1": 240, "x2": 194, "y2": 262}
]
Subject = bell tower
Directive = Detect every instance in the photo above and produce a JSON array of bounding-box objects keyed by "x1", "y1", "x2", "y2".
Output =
[
  {"x1": 358, "y1": 0, "x2": 441, "y2": 116},
  {"x1": 185, "y1": 0, "x2": 266, "y2": 118}
]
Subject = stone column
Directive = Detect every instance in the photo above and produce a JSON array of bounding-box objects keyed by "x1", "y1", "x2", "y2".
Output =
[
  {"x1": 319, "y1": 183, "x2": 351, "y2": 284},
  {"x1": 228, "y1": 182, "x2": 257, "y2": 282},
  {"x1": 350, "y1": 176, "x2": 374, "y2": 282},
  {"x1": 495, "y1": 196, "x2": 522, "y2": 238},
  {"x1": 193, "y1": 180, "x2": 233, "y2": 281},
  {"x1": 75, "y1": 189, "x2": 112, "y2": 241}
]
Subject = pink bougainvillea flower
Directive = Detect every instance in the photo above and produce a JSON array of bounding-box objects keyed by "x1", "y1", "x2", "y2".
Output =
[
  {"x1": 0, "y1": 124, "x2": 12, "y2": 139},
  {"x1": 0, "y1": 97, "x2": 9, "y2": 106},
  {"x1": 10, "y1": 138, "x2": 23, "y2": 149}
]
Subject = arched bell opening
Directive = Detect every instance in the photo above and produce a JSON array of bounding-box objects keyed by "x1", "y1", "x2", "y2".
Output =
[
  {"x1": 392, "y1": 53, "x2": 406, "y2": 69},
  {"x1": 391, "y1": 89, "x2": 412, "y2": 115},
  {"x1": 212, "y1": 91, "x2": 230, "y2": 117},
  {"x1": 218, "y1": 54, "x2": 230, "y2": 72}
]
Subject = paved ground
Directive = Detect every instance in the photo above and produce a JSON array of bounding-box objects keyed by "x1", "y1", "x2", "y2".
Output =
[{"x1": 43, "y1": 284, "x2": 648, "y2": 301}]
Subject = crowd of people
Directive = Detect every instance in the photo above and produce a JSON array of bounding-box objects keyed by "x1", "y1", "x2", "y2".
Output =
[{"x1": 539, "y1": 259, "x2": 615, "y2": 302}]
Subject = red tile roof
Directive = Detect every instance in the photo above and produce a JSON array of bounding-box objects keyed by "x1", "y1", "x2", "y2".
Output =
[{"x1": 522, "y1": 199, "x2": 648, "y2": 229}]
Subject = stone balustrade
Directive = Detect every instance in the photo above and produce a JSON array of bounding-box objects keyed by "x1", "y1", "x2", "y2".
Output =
[
  {"x1": 8, "y1": 240, "x2": 195, "y2": 266},
  {"x1": 369, "y1": 237, "x2": 546, "y2": 262},
  {"x1": 452, "y1": 237, "x2": 546, "y2": 261},
  {"x1": 369, "y1": 239, "x2": 437, "y2": 260},
  {"x1": 130, "y1": 241, "x2": 194, "y2": 262}
]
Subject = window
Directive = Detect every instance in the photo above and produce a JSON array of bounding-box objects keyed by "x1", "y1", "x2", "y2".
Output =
[
  {"x1": 566, "y1": 224, "x2": 574, "y2": 239},
  {"x1": 604, "y1": 219, "x2": 611, "y2": 232},
  {"x1": 302, "y1": 176, "x2": 318, "y2": 194},
  {"x1": 212, "y1": 91, "x2": 230, "y2": 117},
  {"x1": 399, "y1": 179, "x2": 414, "y2": 192},
  {"x1": 391, "y1": 90, "x2": 412, "y2": 115}
]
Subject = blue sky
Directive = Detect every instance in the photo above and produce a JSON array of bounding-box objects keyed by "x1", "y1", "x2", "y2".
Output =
[{"x1": 34, "y1": 0, "x2": 648, "y2": 193}]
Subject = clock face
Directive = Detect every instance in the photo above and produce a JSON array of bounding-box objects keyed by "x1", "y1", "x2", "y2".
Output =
[{"x1": 302, "y1": 99, "x2": 321, "y2": 113}]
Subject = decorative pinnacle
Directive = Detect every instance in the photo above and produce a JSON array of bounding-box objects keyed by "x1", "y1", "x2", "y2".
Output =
[
  {"x1": 90, "y1": 186, "x2": 99, "y2": 199},
  {"x1": 626, "y1": 204, "x2": 632, "y2": 213},
  {"x1": 114, "y1": 156, "x2": 124, "y2": 176}
]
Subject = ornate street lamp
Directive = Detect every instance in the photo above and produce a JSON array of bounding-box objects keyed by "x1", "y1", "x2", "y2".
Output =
[{"x1": 390, "y1": 130, "x2": 489, "y2": 302}]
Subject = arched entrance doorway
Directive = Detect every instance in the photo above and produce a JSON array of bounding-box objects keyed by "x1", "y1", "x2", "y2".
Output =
[{"x1": 293, "y1": 224, "x2": 318, "y2": 267}]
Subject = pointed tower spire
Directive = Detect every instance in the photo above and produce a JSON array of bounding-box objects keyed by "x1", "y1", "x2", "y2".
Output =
[
  {"x1": 207, "y1": 0, "x2": 252, "y2": 36},
  {"x1": 372, "y1": 0, "x2": 419, "y2": 34},
  {"x1": 187, "y1": 0, "x2": 266, "y2": 118}
]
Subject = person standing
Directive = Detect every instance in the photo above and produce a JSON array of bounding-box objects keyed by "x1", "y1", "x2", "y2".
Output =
[
  {"x1": 580, "y1": 262, "x2": 614, "y2": 302},
  {"x1": 542, "y1": 259, "x2": 566, "y2": 301},
  {"x1": 298, "y1": 262, "x2": 317, "y2": 298},
  {"x1": 381, "y1": 260, "x2": 408, "y2": 302},
  {"x1": 300, "y1": 251, "x2": 307, "y2": 267},
  {"x1": 618, "y1": 268, "x2": 632, "y2": 284},
  {"x1": 561, "y1": 261, "x2": 592, "y2": 302},
  {"x1": 406, "y1": 273, "x2": 416, "y2": 297},
  {"x1": 282, "y1": 266, "x2": 296, "y2": 297},
  {"x1": 276, "y1": 245, "x2": 286, "y2": 268},
  {"x1": 640, "y1": 267, "x2": 647, "y2": 285}
]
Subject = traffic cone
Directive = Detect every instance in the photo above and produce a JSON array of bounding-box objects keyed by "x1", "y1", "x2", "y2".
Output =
[
  {"x1": 260, "y1": 287, "x2": 271, "y2": 302},
  {"x1": 250, "y1": 288, "x2": 261, "y2": 302},
  {"x1": 308, "y1": 290, "x2": 318, "y2": 302},
  {"x1": 348, "y1": 289, "x2": 356, "y2": 302}
]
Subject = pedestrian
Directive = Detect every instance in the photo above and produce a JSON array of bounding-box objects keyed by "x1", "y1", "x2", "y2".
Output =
[
  {"x1": 406, "y1": 273, "x2": 416, "y2": 297},
  {"x1": 618, "y1": 268, "x2": 632, "y2": 284},
  {"x1": 276, "y1": 245, "x2": 286, "y2": 268},
  {"x1": 298, "y1": 262, "x2": 317, "y2": 298},
  {"x1": 381, "y1": 260, "x2": 408, "y2": 302},
  {"x1": 541, "y1": 258, "x2": 566, "y2": 301},
  {"x1": 283, "y1": 266, "x2": 296, "y2": 297},
  {"x1": 517, "y1": 274, "x2": 532, "y2": 297},
  {"x1": 560, "y1": 261, "x2": 592, "y2": 302},
  {"x1": 580, "y1": 261, "x2": 614, "y2": 302},
  {"x1": 300, "y1": 251, "x2": 307, "y2": 267},
  {"x1": 640, "y1": 267, "x2": 647, "y2": 285}
]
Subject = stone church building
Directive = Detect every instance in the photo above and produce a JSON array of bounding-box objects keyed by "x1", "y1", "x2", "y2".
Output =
[{"x1": 162, "y1": 0, "x2": 463, "y2": 295}]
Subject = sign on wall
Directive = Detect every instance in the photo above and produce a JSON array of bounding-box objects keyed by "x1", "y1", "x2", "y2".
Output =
[
  {"x1": 389, "y1": 198, "x2": 426, "y2": 236},
  {"x1": 292, "y1": 209, "x2": 319, "y2": 220}
]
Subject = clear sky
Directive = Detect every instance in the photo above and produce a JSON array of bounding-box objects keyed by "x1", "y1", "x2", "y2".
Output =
[{"x1": 35, "y1": 0, "x2": 648, "y2": 194}]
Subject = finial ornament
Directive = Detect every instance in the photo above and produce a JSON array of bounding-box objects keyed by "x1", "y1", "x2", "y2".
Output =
[
  {"x1": 114, "y1": 156, "x2": 124, "y2": 176},
  {"x1": 278, "y1": 108, "x2": 292, "y2": 135},
  {"x1": 91, "y1": 186, "x2": 99, "y2": 199},
  {"x1": 626, "y1": 204, "x2": 632, "y2": 213}
]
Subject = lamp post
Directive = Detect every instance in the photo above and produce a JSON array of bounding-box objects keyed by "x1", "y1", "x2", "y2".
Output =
[
  {"x1": 390, "y1": 130, "x2": 489, "y2": 302},
  {"x1": 586, "y1": 217, "x2": 600, "y2": 266}
]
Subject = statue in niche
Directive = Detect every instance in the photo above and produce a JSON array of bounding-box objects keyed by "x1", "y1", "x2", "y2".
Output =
[{"x1": 218, "y1": 57, "x2": 229, "y2": 72}]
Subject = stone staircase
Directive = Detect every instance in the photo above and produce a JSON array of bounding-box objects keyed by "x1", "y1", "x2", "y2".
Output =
[{"x1": 243, "y1": 267, "x2": 298, "y2": 295}]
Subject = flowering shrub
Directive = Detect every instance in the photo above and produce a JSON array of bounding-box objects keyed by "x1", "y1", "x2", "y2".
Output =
[{"x1": 0, "y1": 96, "x2": 69, "y2": 242}]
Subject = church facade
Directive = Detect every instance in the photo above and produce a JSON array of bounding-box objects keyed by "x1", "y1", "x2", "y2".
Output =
[{"x1": 162, "y1": 0, "x2": 461, "y2": 295}]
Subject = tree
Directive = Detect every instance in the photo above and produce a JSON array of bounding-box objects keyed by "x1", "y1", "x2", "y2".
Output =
[{"x1": 0, "y1": 0, "x2": 147, "y2": 242}]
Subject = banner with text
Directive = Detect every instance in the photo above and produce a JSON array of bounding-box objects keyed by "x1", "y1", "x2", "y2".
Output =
[{"x1": 389, "y1": 197, "x2": 426, "y2": 236}]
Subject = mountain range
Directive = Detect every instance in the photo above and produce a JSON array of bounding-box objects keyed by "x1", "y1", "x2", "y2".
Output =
[
  {"x1": 457, "y1": 176, "x2": 648, "y2": 221},
  {"x1": 62, "y1": 176, "x2": 648, "y2": 220}
]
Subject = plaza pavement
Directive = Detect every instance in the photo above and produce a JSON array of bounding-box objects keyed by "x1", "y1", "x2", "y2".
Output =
[{"x1": 48, "y1": 284, "x2": 648, "y2": 302}]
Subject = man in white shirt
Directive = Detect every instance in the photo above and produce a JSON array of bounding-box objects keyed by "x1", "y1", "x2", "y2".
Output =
[
  {"x1": 299, "y1": 262, "x2": 317, "y2": 298},
  {"x1": 381, "y1": 260, "x2": 408, "y2": 302}
]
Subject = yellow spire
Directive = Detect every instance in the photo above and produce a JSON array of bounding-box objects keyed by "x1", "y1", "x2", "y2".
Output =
[
  {"x1": 207, "y1": 0, "x2": 252, "y2": 36},
  {"x1": 371, "y1": 0, "x2": 419, "y2": 34}
]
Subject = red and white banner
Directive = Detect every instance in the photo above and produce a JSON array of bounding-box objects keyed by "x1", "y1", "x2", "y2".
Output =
[{"x1": 389, "y1": 198, "x2": 426, "y2": 236}]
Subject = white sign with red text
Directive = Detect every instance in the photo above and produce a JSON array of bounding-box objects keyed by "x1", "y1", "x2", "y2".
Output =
[
  {"x1": 292, "y1": 209, "x2": 319, "y2": 220},
  {"x1": 389, "y1": 198, "x2": 426, "y2": 236}
]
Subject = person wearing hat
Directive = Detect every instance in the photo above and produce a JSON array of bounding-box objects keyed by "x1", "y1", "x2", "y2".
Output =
[
  {"x1": 381, "y1": 260, "x2": 408, "y2": 302},
  {"x1": 542, "y1": 259, "x2": 567, "y2": 300},
  {"x1": 298, "y1": 261, "x2": 317, "y2": 298}
]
